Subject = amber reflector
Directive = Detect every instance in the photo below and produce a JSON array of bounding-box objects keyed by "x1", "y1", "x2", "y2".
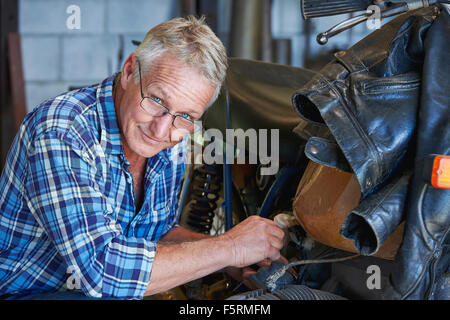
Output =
[{"x1": 431, "y1": 155, "x2": 450, "y2": 190}]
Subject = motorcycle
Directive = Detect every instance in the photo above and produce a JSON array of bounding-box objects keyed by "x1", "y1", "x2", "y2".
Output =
[{"x1": 177, "y1": 0, "x2": 450, "y2": 300}]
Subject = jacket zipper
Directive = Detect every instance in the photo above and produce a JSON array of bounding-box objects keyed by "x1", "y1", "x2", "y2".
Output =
[
  {"x1": 402, "y1": 186, "x2": 450, "y2": 299},
  {"x1": 425, "y1": 228, "x2": 449, "y2": 299}
]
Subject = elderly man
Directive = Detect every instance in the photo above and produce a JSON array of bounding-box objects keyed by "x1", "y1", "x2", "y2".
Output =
[{"x1": 0, "y1": 16, "x2": 284, "y2": 300}]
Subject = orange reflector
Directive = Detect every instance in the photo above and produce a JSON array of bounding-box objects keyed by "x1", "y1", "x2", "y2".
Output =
[{"x1": 431, "y1": 156, "x2": 450, "y2": 189}]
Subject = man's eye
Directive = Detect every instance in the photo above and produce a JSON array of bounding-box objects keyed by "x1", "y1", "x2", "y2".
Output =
[
  {"x1": 180, "y1": 113, "x2": 191, "y2": 120},
  {"x1": 152, "y1": 97, "x2": 162, "y2": 104}
]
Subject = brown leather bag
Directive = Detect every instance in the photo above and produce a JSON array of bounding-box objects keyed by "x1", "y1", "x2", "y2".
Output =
[{"x1": 293, "y1": 161, "x2": 404, "y2": 260}]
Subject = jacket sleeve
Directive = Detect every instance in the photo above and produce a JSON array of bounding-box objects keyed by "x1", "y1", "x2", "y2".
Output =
[{"x1": 340, "y1": 171, "x2": 411, "y2": 256}]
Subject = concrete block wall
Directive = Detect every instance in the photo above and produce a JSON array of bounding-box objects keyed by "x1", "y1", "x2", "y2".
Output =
[
  {"x1": 19, "y1": 0, "x2": 177, "y2": 113},
  {"x1": 19, "y1": 0, "x2": 387, "y2": 113}
]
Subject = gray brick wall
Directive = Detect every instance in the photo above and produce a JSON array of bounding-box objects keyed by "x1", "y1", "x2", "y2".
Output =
[
  {"x1": 19, "y1": 0, "x2": 384, "y2": 113},
  {"x1": 22, "y1": 36, "x2": 60, "y2": 81},
  {"x1": 20, "y1": 0, "x2": 105, "y2": 35},
  {"x1": 107, "y1": 0, "x2": 174, "y2": 34},
  {"x1": 19, "y1": 0, "x2": 176, "y2": 112},
  {"x1": 61, "y1": 35, "x2": 117, "y2": 82}
]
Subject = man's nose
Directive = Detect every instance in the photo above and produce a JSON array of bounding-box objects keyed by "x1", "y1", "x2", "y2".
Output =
[{"x1": 150, "y1": 113, "x2": 174, "y2": 140}]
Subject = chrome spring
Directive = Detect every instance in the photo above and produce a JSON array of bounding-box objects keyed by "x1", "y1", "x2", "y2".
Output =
[{"x1": 186, "y1": 164, "x2": 222, "y2": 234}]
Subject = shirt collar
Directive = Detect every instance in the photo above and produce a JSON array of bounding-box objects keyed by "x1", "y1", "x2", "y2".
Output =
[{"x1": 96, "y1": 74, "x2": 123, "y2": 156}]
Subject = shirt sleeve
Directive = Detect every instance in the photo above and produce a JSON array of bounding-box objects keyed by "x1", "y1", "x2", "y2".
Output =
[{"x1": 23, "y1": 130, "x2": 155, "y2": 299}]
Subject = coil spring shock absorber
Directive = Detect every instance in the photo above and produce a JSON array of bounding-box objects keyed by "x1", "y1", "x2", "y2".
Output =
[{"x1": 186, "y1": 164, "x2": 222, "y2": 234}]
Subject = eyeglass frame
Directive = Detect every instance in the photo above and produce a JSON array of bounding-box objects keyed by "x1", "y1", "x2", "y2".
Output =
[{"x1": 136, "y1": 60, "x2": 199, "y2": 133}]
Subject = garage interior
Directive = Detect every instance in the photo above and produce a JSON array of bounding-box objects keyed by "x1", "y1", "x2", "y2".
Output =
[{"x1": 0, "y1": 0, "x2": 448, "y2": 302}]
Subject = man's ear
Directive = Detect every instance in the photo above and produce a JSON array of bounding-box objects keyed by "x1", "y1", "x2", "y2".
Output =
[{"x1": 120, "y1": 52, "x2": 137, "y2": 90}]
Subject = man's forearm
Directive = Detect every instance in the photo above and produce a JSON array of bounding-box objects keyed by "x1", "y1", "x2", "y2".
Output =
[
  {"x1": 144, "y1": 234, "x2": 232, "y2": 296},
  {"x1": 160, "y1": 226, "x2": 211, "y2": 243},
  {"x1": 145, "y1": 216, "x2": 285, "y2": 297},
  {"x1": 159, "y1": 226, "x2": 244, "y2": 279}
]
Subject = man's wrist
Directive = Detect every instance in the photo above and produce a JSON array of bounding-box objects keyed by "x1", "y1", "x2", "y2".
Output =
[{"x1": 216, "y1": 233, "x2": 236, "y2": 268}]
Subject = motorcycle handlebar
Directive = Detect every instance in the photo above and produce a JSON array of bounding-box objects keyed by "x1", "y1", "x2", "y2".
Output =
[
  {"x1": 303, "y1": 0, "x2": 448, "y2": 44},
  {"x1": 301, "y1": 0, "x2": 374, "y2": 19},
  {"x1": 301, "y1": 0, "x2": 448, "y2": 19}
]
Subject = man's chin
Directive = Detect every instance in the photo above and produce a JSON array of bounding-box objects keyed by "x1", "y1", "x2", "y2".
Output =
[
  {"x1": 136, "y1": 140, "x2": 178, "y2": 158},
  {"x1": 134, "y1": 144, "x2": 163, "y2": 158}
]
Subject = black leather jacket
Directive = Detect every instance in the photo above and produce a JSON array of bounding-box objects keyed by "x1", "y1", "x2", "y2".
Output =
[{"x1": 292, "y1": 5, "x2": 449, "y2": 299}]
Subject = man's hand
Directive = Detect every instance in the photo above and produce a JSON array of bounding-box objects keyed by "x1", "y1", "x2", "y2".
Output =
[
  {"x1": 219, "y1": 215, "x2": 285, "y2": 268},
  {"x1": 146, "y1": 216, "x2": 284, "y2": 296}
]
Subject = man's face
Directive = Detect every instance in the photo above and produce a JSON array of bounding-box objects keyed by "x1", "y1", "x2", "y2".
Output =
[{"x1": 116, "y1": 52, "x2": 215, "y2": 159}]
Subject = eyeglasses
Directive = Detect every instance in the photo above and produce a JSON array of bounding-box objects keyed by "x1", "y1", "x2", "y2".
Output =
[{"x1": 137, "y1": 60, "x2": 200, "y2": 134}]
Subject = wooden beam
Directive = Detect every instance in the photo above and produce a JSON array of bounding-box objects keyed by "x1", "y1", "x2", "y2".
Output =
[
  {"x1": 0, "y1": 0, "x2": 19, "y2": 169},
  {"x1": 179, "y1": 0, "x2": 218, "y2": 34},
  {"x1": 260, "y1": 0, "x2": 273, "y2": 62},
  {"x1": 8, "y1": 32, "x2": 27, "y2": 131},
  {"x1": 198, "y1": 0, "x2": 218, "y2": 34},
  {"x1": 179, "y1": 0, "x2": 198, "y2": 16}
]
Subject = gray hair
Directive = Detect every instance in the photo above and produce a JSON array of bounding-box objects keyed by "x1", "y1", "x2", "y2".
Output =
[{"x1": 134, "y1": 15, "x2": 228, "y2": 106}]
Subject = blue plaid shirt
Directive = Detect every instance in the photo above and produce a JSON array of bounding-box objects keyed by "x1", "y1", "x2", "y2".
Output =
[{"x1": 0, "y1": 75, "x2": 187, "y2": 299}]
